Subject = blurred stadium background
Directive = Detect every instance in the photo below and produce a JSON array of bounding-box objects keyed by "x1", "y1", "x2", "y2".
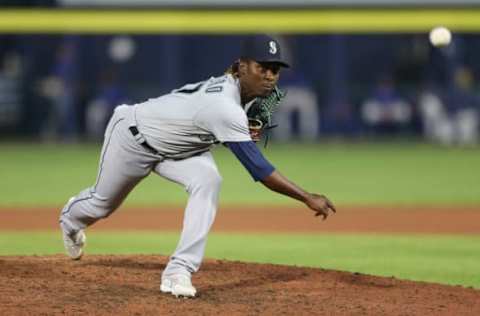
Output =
[
  {"x1": 0, "y1": 0, "x2": 479, "y2": 145},
  {"x1": 1, "y1": 0, "x2": 480, "y2": 290}
]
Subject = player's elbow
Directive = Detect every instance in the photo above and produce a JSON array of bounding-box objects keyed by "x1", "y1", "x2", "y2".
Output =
[
  {"x1": 255, "y1": 167, "x2": 275, "y2": 182},
  {"x1": 259, "y1": 169, "x2": 277, "y2": 184}
]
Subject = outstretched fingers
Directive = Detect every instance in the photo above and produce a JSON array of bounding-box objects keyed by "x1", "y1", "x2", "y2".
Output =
[
  {"x1": 309, "y1": 194, "x2": 337, "y2": 220},
  {"x1": 314, "y1": 209, "x2": 328, "y2": 220},
  {"x1": 326, "y1": 197, "x2": 337, "y2": 213}
]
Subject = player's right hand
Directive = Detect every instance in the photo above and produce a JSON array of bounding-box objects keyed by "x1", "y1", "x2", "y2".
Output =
[{"x1": 305, "y1": 193, "x2": 336, "y2": 220}]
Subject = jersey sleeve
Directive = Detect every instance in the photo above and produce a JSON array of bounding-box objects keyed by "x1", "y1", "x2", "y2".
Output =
[
  {"x1": 195, "y1": 101, "x2": 252, "y2": 143},
  {"x1": 225, "y1": 141, "x2": 275, "y2": 182}
]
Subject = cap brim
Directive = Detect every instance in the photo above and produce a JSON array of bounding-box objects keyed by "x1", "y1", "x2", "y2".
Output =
[
  {"x1": 257, "y1": 59, "x2": 290, "y2": 68},
  {"x1": 274, "y1": 61, "x2": 290, "y2": 68}
]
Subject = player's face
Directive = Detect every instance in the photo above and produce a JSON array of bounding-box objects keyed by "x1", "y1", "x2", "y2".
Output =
[{"x1": 241, "y1": 60, "x2": 281, "y2": 98}]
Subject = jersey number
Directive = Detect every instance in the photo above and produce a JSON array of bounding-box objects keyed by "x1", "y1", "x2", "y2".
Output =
[
  {"x1": 175, "y1": 82, "x2": 204, "y2": 94},
  {"x1": 175, "y1": 82, "x2": 223, "y2": 94},
  {"x1": 206, "y1": 86, "x2": 223, "y2": 93}
]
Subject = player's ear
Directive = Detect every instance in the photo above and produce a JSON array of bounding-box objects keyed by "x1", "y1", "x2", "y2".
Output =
[{"x1": 238, "y1": 60, "x2": 248, "y2": 76}]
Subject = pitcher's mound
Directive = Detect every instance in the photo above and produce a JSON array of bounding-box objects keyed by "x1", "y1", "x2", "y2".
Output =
[{"x1": 1, "y1": 255, "x2": 478, "y2": 315}]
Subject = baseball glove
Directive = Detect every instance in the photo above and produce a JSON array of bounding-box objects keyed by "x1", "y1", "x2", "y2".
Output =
[{"x1": 247, "y1": 85, "x2": 286, "y2": 146}]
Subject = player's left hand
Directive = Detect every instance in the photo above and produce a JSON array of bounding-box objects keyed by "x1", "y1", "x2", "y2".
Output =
[
  {"x1": 246, "y1": 86, "x2": 285, "y2": 143},
  {"x1": 305, "y1": 193, "x2": 337, "y2": 220}
]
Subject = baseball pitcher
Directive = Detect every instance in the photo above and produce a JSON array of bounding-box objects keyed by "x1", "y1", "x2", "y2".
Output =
[{"x1": 59, "y1": 35, "x2": 336, "y2": 298}]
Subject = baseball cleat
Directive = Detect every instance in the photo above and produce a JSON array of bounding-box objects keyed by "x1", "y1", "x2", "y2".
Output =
[
  {"x1": 62, "y1": 230, "x2": 86, "y2": 260},
  {"x1": 160, "y1": 274, "x2": 197, "y2": 298}
]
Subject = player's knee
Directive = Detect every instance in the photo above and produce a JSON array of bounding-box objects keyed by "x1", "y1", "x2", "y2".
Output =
[
  {"x1": 188, "y1": 168, "x2": 222, "y2": 192},
  {"x1": 208, "y1": 171, "x2": 223, "y2": 189},
  {"x1": 200, "y1": 169, "x2": 222, "y2": 188}
]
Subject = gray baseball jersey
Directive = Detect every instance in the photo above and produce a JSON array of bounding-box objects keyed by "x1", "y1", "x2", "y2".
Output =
[
  {"x1": 59, "y1": 73, "x2": 253, "y2": 280},
  {"x1": 135, "y1": 74, "x2": 251, "y2": 159}
]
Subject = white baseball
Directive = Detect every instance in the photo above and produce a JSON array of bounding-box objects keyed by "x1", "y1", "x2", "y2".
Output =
[{"x1": 429, "y1": 26, "x2": 452, "y2": 47}]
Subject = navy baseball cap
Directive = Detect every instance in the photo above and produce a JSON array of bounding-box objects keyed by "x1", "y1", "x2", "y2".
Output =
[{"x1": 241, "y1": 35, "x2": 290, "y2": 68}]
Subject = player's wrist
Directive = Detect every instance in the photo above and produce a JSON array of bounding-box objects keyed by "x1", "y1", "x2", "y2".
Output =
[{"x1": 297, "y1": 191, "x2": 311, "y2": 204}]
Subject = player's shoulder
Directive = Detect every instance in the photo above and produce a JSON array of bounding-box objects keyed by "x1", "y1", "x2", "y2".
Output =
[
  {"x1": 195, "y1": 74, "x2": 246, "y2": 124},
  {"x1": 202, "y1": 74, "x2": 240, "y2": 104}
]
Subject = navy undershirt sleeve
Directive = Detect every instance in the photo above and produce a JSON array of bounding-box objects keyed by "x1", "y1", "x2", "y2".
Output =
[{"x1": 225, "y1": 141, "x2": 275, "y2": 182}]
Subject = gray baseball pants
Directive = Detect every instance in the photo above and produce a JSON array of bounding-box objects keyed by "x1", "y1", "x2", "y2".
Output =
[{"x1": 59, "y1": 105, "x2": 222, "y2": 278}]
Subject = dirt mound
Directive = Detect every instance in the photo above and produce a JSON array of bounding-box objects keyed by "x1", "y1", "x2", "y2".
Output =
[{"x1": 1, "y1": 255, "x2": 479, "y2": 315}]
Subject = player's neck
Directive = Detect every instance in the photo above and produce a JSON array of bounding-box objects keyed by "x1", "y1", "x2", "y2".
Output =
[
  {"x1": 239, "y1": 82, "x2": 256, "y2": 105},
  {"x1": 240, "y1": 92, "x2": 255, "y2": 106},
  {"x1": 233, "y1": 73, "x2": 255, "y2": 106}
]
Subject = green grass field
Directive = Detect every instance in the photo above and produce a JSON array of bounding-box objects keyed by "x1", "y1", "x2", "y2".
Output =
[
  {"x1": 1, "y1": 142, "x2": 479, "y2": 207},
  {"x1": 1, "y1": 142, "x2": 479, "y2": 288}
]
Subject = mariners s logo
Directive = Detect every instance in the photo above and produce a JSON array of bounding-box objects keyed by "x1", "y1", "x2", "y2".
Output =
[{"x1": 269, "y1": 41, "x2": 277, "y2": 54}]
